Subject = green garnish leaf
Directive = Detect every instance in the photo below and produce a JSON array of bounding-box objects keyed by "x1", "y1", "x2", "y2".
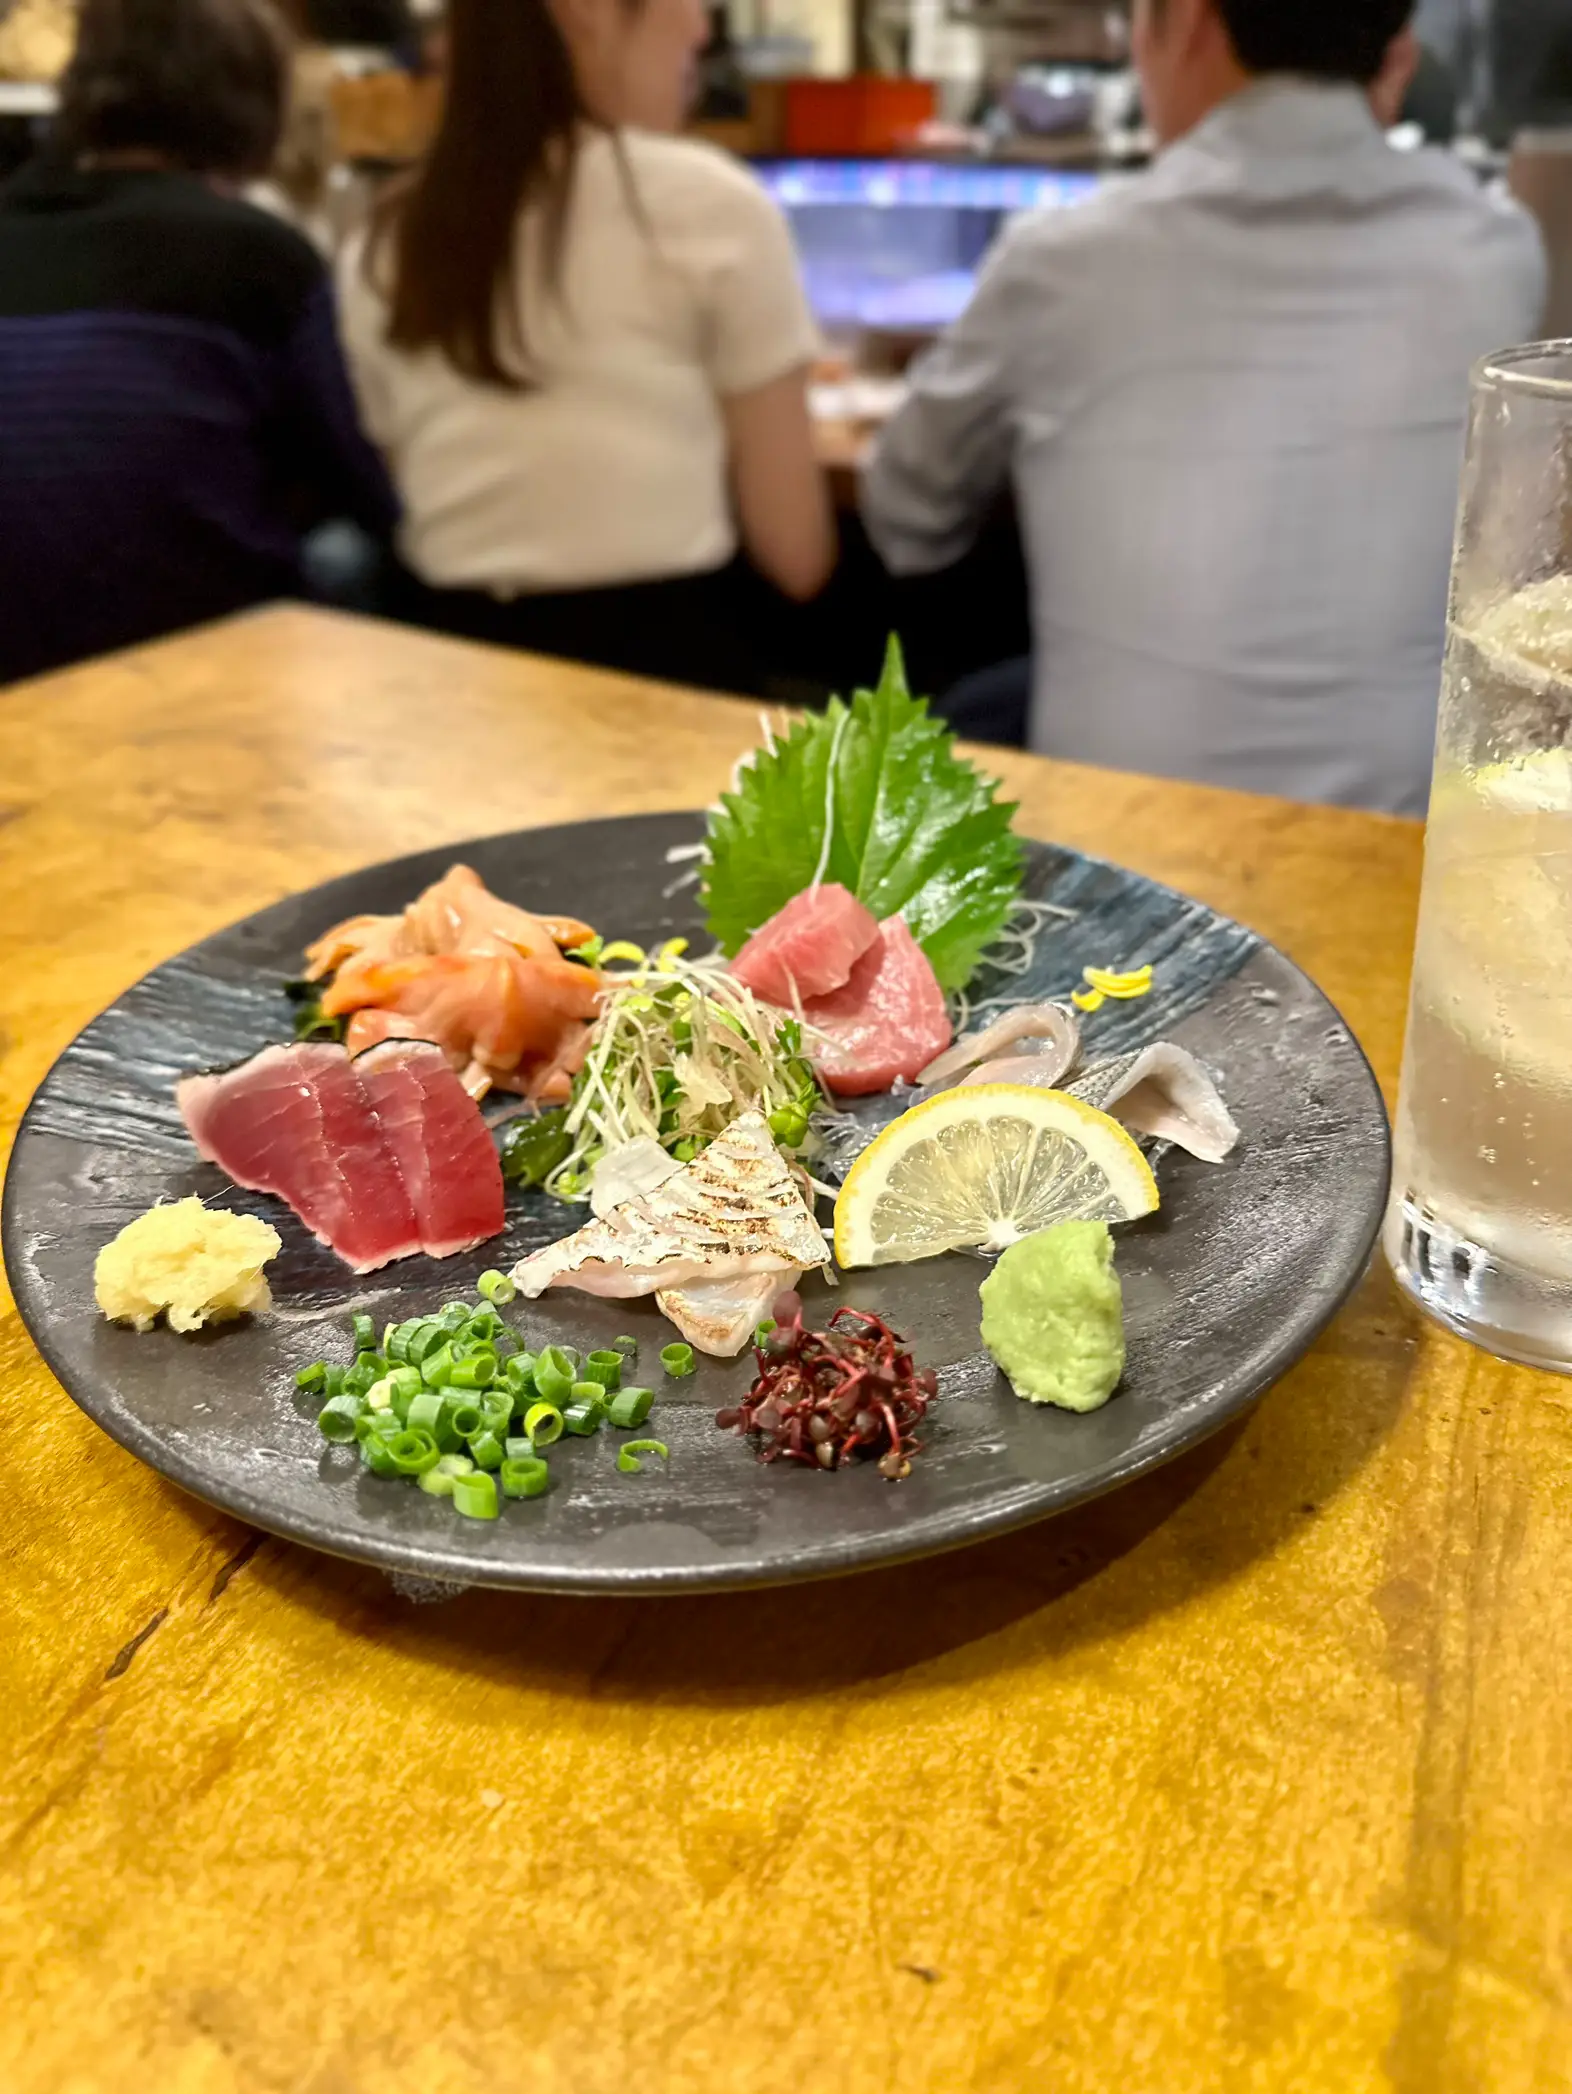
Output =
[
  {"x1": 500, "y1": 1109, "x2": 573, "y2": 1188},
  {"x1": 700, "y1": 636, "x2": 1024, "y2": 992}
]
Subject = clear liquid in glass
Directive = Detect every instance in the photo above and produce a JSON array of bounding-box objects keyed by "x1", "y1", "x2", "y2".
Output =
[{"x1": 1387, "y1": 578, "x2": 1572, "y2": 1369}]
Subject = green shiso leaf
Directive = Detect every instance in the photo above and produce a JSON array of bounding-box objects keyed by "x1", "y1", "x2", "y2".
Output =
[{"x1": 700, "y1": 636, "x2": 1023, "y2": 992}]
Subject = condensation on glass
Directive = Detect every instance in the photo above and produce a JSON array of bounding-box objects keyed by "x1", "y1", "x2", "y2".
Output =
[{"x1": 1388, "y1": 340, "x2": 1572, "y2": 1369}]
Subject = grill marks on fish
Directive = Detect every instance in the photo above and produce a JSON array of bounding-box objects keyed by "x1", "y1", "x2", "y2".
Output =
[
  {"x1": 656, "y1": 1269, "x2": 801, "y2": 1357},
  {"x1": 512, "y1": 1112, "x2": 828, "y2": 1300}
]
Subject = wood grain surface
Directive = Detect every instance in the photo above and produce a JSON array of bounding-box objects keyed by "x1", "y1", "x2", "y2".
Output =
[{"x1": 3, "y1": 606, "x2": 1570, "y2": 2094}]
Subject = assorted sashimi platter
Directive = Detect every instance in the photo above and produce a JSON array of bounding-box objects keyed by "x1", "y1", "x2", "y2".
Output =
[{"x1": 4, "y1": 644, "x2": 1392, "y2": 1591}]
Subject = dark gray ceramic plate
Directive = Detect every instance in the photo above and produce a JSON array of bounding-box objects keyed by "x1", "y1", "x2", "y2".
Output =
[{"x1": 3, "y1": 813, "x2": 1389, "y2": 1594}]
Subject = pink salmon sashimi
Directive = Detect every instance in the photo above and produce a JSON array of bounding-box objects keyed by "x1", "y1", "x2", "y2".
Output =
[
  {"x1": 177, "y1": 1040, "x2": 503, "y2": 1271},
  {"x1": 802, "y1": 918, "x2": 953, "y2": 1097},
  {"x1": 355, "y1": 1039, "x2": 505, "y2": 1257},
  {"x1": 178, "y1": 1042, "x2": 422, "y2": 1272},
  {"x1": 729, "y1": 883, "x2": 880, "y2": 1007}
]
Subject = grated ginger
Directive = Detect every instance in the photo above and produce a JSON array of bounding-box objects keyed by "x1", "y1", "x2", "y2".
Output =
[{"x1": 94, "y1": 1197, "x2": 281, "y2": 1333}]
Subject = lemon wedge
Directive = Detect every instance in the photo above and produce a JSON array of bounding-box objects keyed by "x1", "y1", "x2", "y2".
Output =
[{"x1": 833, "y1": 1085, "x2": 1159, "y2": 1270}]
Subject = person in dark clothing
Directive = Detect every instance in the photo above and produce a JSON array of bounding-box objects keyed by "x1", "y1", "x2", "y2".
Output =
[{"x1": 0, "y1": 0, "x2": 397, "y2": 685}]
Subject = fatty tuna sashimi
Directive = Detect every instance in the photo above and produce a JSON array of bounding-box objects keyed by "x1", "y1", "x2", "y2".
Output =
[
  {"x1": 729, "y1": 884, "x2": 880, "y2": 1007},
  {"x1": 802, "y1": 918, "x2": 952, "y2": 1097},
  {"x1": 356, "y1": 1039, "x2": 505, "y2": 1256},
  {"x1": 178, "y1": 1043, "x2": 422, "y2": 1271}
]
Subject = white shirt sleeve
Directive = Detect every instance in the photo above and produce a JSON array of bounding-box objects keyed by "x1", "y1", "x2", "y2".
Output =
[{"x1": 681, "y1": 159, "x2": 821, "y2": 398}]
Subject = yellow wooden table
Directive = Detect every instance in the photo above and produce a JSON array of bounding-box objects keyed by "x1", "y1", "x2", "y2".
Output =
[{"x1": 4, "y1": 607, "x2": 1570, "y2": 2094}]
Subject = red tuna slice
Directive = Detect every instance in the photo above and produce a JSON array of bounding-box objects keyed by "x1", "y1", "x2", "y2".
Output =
[
  {"x1": 729, "y1": 883, "x2": 881, "y2": 1007},
  {"x1": 802, "y1": 918, "x2": 953, "y2": 1097},
  {"x1": 177, "y1": 1041, "x2": 422, "y2": 1272},
  {"x1": 356, "y1": 1039, "x2": 504, "y2": 1258}
]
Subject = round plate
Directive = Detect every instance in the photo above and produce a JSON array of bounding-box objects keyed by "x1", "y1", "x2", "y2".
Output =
[{"x1": 3, "y1": 813, "x2": 1389, "y2": 1593}]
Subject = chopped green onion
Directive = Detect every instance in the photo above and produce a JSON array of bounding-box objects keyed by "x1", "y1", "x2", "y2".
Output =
[
  {"x1": 365, "y1": 1376, "x2": 395, "y2": 1412},
  {"x1": 342, "y1": 1356, "x2": 381, "y2": 1397},
  {"x1": 447, "y1": 1399, "x2": 485, "y2": 1441},
  {"x1": 385, "y1": 1322, "x2": 412, "y2": 1364},
  {"x1": 500, "y1": 1456, "x2": 550, "y2": 1499},
  {"x1": 295, "y1": 1361, "x2": 327, "y2": 1394},
  {"x1": 563, "y1": 1387, "x2": 606, "y2": 1436},
  {"x1": 504, "y1": 1435, "x2": 535, "y2": 1462},
  {"x1": 479, "y1": 1392, "x2": 513, "y2": 1435},
  {"x1": 351, "y1": 1313, "x2": 376, "y2": 1353},
  {"x1": 440, "y1": 1301, "x2": 472, "y2": 1331},
  {"x1": 388, "y1": 1427, "x2": 441, "y2": 1476},
  {"x1": 504, "y1": 1352, "x2": 538, "y2": 1394},
  {"x1": 524, "y1": 1400, "x2": 565, "y2": 1449},
  {"x1": 406, "y1": 1388, "x2": 444, "y2": 1433},
  {"x1": 418, "y1": 1453, "x2": 474, "y2": 1498},
  {"x1": 321, "y1": 1364, "x2": 346, "y2": 1399},
  {"x1": 617, "y1": 1439, "x2": 669, "y2": 1474},
  {"x1": 420, "y1": 1342, "x2": 456, "y2": 1389},
  {"x1": 660, "y1": 1343, "x2": 696, "y2": 1379},
  {"x1": 407, "y1": 1323, "x2": 444, "y2": 1365},
  {"x1": 477, "y1": 1269, "x2": 516, "y2": 1305},
  {"x1": 607, "y1": 1387, "x2": 654, "y2": 1430},
  {"x1": 449, "y1": 1354, "x2": 497, "y2": 1390},
  {"x1": 754, "y1": 1319, "x2": 776, "y2": 1347},
  {"x1": 465, "y1": 1308, "x2": 504, "y2": 1340},
  {"x1": 532, "y1": 1346, "x2": 576, "y2": 1406},
  {"x1": 612, "y1": 1334, "x2": 639, "y2": 1359},
  {"x1": 361, "y1": 1434, "x2": 402, "y2": 1477},
  {"x1": 387, "y1": 1365, "x2": 423, "y2": 1400},
  {"x1": 452, "y1": 1470, "x2": 499, "y2": 1520},
  {"x1": 469, "y1": 1430, "x2": 504, "y2": 1471},
  {"x1": 316, "y1": 1394, "x2": 362, "y2": 1443},
  {"x1": 352, "y1": 1412, "x2": 380, "y2": 1444},
  {"x1": 583, "y1": 1349, "x2": 623, "y2": 1392}
]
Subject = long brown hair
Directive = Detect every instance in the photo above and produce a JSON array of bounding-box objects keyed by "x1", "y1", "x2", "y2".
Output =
[{"x1": 375, "y1": 0, "x2": 586, "y2": 389}]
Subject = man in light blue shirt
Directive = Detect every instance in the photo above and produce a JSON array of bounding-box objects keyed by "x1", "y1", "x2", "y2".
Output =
[{"x1": 862, "y1": 0, "x2": 1546, "y2": 812}]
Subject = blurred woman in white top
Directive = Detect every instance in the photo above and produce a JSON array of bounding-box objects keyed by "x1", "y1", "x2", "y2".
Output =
[{"x1": 337, "y1": 0, "x2": 834, "y2": 691}]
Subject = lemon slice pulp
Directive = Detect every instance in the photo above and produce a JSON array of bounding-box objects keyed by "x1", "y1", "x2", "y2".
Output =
[{"x1": 833, "y1": 1084, "x2": 1159, "y2": 1270}]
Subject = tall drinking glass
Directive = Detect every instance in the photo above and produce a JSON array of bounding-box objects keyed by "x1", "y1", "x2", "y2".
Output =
[{"x1": 1388, "y1": 343, "x2": 1572, "y2": 1370}]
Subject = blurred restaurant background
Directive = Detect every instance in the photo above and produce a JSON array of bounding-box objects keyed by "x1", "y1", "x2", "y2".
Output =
[{"x1": 3, "y1": 0, "x2": 1570, "y2": 758}]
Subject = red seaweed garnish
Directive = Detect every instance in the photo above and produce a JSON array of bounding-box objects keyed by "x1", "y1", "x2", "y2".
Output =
[{"x1": 715, "y1": 1290, "x2": 938, "y2": 1481}]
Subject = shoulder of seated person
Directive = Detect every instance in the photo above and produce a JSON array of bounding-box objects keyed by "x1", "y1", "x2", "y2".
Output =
[
  {"x1": 611, "y1": 128, "x2": 775, "y2": 211},
  {"x1": 159, "y1": 180, "x2": 327, "y2": 285},
  {"x1": 987, "y1": 175, "x2": 1150, "y2": 274}
]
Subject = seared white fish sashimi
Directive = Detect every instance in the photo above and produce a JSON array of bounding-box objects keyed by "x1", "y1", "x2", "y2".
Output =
[
  {"x1": 511, "y1": 1111, "x2": 829, "y2": 1300},
  {"x1": 655, "y1": 1269, "x2": 803, "y2": 1357}
]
